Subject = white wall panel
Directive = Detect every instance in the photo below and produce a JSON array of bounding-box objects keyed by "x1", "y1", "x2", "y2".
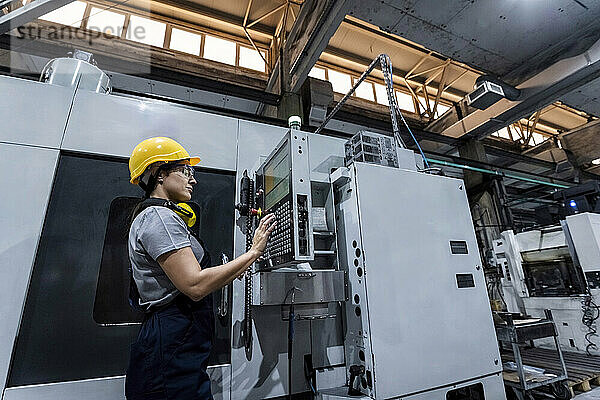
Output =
[
  {"x1": 0, "y1": 143, "x2": 59, "y2": 395},
  {"x1": 62, "y1": 91, "x2": 238, "y2": 171},
  {"x1": 0, "y1": 77, "x2": 74, "y2": 149}
]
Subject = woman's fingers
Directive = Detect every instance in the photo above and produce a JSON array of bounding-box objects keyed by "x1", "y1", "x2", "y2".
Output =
[{"x1": 259, "y1": 214, "x2": 275, "y2": 232}]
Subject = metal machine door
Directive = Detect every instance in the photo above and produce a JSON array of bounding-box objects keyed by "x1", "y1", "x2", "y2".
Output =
[{"x1": 349, "y1": 163, "x2": 502, "y2": 398}]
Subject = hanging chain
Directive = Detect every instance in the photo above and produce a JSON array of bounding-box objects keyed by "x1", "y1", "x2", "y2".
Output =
[{"x1": 314, "y1": 53, "x2": 406, "y2": 149}]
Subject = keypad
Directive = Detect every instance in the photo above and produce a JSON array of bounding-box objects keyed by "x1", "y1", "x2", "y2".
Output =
[{"x1": 265, "y1": 201, "x2": 293, "y2": 260}]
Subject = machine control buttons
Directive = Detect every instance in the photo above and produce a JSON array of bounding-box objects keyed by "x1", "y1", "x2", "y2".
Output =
[{"x1": 265, "y1": 200, "x2": 294, "y2": 262}]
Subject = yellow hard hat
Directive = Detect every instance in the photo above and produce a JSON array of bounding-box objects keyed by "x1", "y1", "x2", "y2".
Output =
[{"x1": 129, "y1": 137, "x2": 200, "y2": 184}]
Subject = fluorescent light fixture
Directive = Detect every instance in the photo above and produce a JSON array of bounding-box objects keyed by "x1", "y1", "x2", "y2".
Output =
[{"x1": 592, "y1": 158, "x2": 600, "y2": 165}]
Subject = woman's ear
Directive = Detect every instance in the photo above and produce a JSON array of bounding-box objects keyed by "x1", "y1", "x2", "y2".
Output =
[{"x1": 156, "y1": 171, "x2": 164, "y2": 184}]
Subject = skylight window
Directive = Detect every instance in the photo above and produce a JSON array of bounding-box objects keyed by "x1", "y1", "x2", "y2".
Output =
[
  {"x1": 86, "y1": 7, "x2": 125, "y2": 37},
  {"x1": 203, "y1": 35, "x2": 236, "y2": 66},
  {"x1": 531, "y1": 132, "x2": 546, "y2": 145},
  {"x1": 497, "y1": 127, "x2": 512, "y2": 139},
  {"x1": 239, "y1": 46, "x2": 267, "y2": 72},
  {"x1": 328, "y1": 69, "x2": 352, "y2": 94},
  {"x1": 354, "y1": 80, "x2": 375, "y2": 101},
  {"x1": 127, "y1": 15, "x2": 166, "y2": 47},
  {"x1": 374, "y1": 83, "x2": 389, "y2": 106},
  {"x1": 396, "y1": 91, "x2": 415, "y2": 113},
  {"x1": 437, "y1": 103, "x2": 451, "y2": 116},
  {"x1": 308, "y1": 66, "x2": 326, "y2": 80},
  {"x1": 416, "y1": 96, "x2": 430, "y2": 113},
  {"x1": 39, "y1": 1, "x2": 86, "y2": 27},
  {"x1": 169, "y1": 28, "x2": 202, "y2": 55}
]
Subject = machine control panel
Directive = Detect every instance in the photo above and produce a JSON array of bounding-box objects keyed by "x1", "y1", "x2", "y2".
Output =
[{"x1": 256, "y1": 129, "x2": 314, "y2": 269}]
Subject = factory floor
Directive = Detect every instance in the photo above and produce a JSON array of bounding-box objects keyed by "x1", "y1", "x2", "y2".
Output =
[{"x1": 575, "y1": 387, "x2": 600, "y2": 399}]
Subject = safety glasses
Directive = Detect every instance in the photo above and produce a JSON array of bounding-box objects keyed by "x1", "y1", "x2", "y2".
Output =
[{"x1": 163, "y1": 163, "x2": 196, "y2": 180}]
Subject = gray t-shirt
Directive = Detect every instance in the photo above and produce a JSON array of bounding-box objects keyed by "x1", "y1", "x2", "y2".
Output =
[{"x1": 128, "y1": 206, "x2": 205, "y2": 309}]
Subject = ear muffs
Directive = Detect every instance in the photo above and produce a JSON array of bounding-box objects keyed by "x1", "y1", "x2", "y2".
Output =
[{"x1": 174, "y1": 202, "x2": 197, "y2": 228}]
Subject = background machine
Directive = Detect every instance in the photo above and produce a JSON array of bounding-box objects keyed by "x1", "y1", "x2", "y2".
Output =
[{"x1": 492, "y1": 212, "x2": 600, "y2": 355}]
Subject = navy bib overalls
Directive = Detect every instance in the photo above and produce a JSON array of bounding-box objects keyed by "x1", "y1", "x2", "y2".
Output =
[{"x1": 126, "y1": 199, "x2": 214, "y2": 400}]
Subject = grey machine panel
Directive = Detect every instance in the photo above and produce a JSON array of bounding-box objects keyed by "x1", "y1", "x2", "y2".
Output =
[
  {"x1": 0, "y1": 144, "x2": 59, "y2": 396},
  {"x1": 230, "y1": 122, "x2": 347, "y2": 399},
  {"x1": 253, "y1": 270, "x2": 346, "y2": 306},
  {"x1": 231, "y1": 121, "x2": 309, "y2": 400},
  {"x1": 0, "y1": 76, "x2": 75, "y2": 148},
  {"x1": 61, "y1": 90, "x2": 238, "y2": 171},
  {"x1": 335, "y1": 163, "x2": 503, "y2": 399}
]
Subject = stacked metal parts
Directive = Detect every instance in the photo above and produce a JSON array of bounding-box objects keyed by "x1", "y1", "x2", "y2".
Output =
[{"x1": 344, "y1": 131, "x2": 399, "y2": 168}]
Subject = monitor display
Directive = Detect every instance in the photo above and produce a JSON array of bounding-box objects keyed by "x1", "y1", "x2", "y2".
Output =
[{"x1": 264, "y1": 143, "x2": 291, "y2": 211}]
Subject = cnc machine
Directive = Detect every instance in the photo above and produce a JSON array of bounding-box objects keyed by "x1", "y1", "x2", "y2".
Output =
[
  {"x1": 493, "y1": 212, "x2": 600, "y2": 355},
  {"x1": 1, "y1": 61, "x2": 504, "y2": 399}
]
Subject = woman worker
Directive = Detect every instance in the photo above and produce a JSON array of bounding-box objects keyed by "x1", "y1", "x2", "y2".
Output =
[{"x1": 125, "y1": 137, "x2": 275, "y2": 400}]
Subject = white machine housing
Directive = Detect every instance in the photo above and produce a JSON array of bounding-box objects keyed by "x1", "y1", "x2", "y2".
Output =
[
  {"x1": 331, "y1": 157, "x2": 505, "y2": 399},
  {"x1": 496, "y1": 213, "x2": 600, "y2": 354},
  {"x1": 566, "y1": 213, "x2": 600, "y2": 273}
]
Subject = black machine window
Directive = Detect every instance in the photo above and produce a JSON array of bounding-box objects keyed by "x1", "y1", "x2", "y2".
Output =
[{"x1": 93, "y1": 196, "x2": 145, "y2": 325}]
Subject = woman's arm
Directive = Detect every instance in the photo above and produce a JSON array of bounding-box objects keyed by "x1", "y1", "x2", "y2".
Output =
[{"x1": 157, "y1": 213, "x2": 276, "y2": 301}]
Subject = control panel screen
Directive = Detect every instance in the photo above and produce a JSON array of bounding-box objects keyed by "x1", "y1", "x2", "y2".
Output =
[{"x1": 264, "y1": 144, "x2": 291, "y2": 211}]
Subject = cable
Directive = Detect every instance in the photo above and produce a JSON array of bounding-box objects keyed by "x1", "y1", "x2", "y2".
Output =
[
  {"x1": 396, "y1": 108, "x2": 430, "y2": 169},
  {"x1": 313, "y1": 54, "x2": 431, "y2": 169},
  {"x1": 582, "y1": 291, "x2": 600, "y2": 356},
  {"x1": 287, "y1": 287, "x2": 298, "y2": 400},
  {"x1": 379, "y1": 54, "x2": 429, "y2": 169}
]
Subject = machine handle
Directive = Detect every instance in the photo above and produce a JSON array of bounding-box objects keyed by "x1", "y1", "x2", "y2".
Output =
[{"x1": 217, "y1": 253, "x2": 230, "y2": 318}]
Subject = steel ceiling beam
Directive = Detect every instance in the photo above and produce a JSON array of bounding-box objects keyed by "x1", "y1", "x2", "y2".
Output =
[
  {"x1": 0, "y1": 0, "x2": 74, "y2": 35},
  {"x1": 283, "y1": 0, "x2": 351, "y2": 93}
]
